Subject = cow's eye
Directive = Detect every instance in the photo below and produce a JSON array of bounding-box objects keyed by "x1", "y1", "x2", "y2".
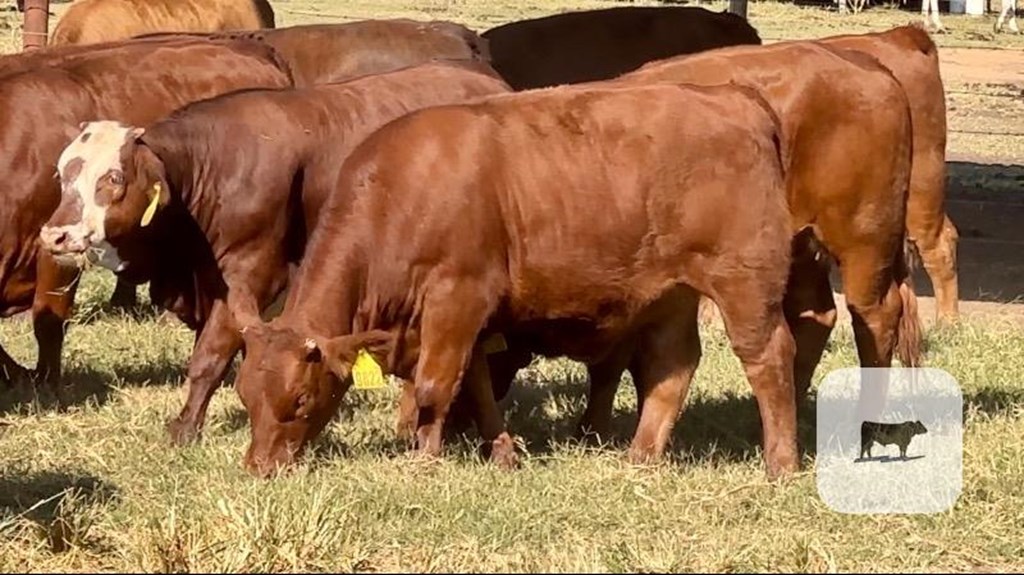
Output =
[{"x1": 109, "y1": 171, "x2": 124, "y2": 186}]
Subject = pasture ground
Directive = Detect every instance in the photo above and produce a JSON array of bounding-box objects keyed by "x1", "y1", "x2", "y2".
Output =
[{"x1": 1, "y1": 0, "x2": 1023, "y2": 571}]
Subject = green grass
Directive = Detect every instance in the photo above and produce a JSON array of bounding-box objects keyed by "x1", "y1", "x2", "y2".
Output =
[
  {"x1": 1, "y1": 0, "x2": 1024, "y2": 571},
  {"x1": 1, "y1": 273, "x2": 1024, "y2": 572}
]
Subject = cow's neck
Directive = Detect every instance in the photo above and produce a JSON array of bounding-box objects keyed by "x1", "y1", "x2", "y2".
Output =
[{"x1": 283, "y1": 224, "x2": 368, "y2": 339}]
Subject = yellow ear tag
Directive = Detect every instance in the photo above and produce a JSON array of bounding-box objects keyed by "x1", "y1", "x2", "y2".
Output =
[
  {"x1": 481, "y1": 332, "x2": 508, "y2": 355},
  {"x1": 351, "y1": 348, "x2": 386, "y2": 390},
  {"x1": 140, "y1": 183, "x2": 161, "y2": 228}
]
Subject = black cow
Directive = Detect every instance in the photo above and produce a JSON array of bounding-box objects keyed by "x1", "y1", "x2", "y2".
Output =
[{"x1": 860, "y1": 420, "x2": 928, "y2": 459}]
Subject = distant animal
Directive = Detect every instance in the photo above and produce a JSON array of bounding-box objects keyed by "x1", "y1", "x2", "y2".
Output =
[
  {"x1": 480, "y1": 6, "x2": 762, "y2": 90},
  {"x1": 995, "y1": 0, "x2": 1020, "y2": 34},
  {"x1": 860, "y1": 420, "x2": 928, "y2": 459},
  {"x1": 50, "y1": 0, "x2": 276, "y2": 46}
]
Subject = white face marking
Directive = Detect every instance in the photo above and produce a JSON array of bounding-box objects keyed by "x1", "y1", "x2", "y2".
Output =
[{"x1": 53, "y1": 120, "x2": 138, "y2": 247}]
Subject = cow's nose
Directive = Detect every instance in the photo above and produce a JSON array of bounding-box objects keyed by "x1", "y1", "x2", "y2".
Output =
[{"x1": 40, "y1": 227, "x2": 69, "y2": 251}]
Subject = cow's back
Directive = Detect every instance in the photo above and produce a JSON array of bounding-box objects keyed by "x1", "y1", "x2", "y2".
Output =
[
  {"x1": 614, "y1": 41, "x2": 912, "y2": 231},
  {"x1": 332, "y1": 83, "x2": 788, "y2": 350},
  {"x1": 51, "y1": 0, "x2": 275, "y2": 46},
  {"x1": 481, "y1": 6, "x2": 762, "y2": 90},
  {"x1": 818, "y1": 26, "x2": 947, "y2": 192},
  {"x1": 255, "y1": 21, "x2": 490, "y2": 86}
]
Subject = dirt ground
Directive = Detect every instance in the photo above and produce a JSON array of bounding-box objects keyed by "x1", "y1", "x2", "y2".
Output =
[
  {"x1": 918, "y1": 46, "x2": 1024, "y2": 324},
  {"x1": 940, "y1": 45, "x2": 1024, "y2": 85}
]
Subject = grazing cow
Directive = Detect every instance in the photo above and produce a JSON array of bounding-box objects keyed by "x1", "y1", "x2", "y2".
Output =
[
  {"x1": 136, "y1": 20, "x2": 492, "y2": 87},
  {"x1": 39, "y1": 62, "x2": 511, "y2": 445},
  {"x1": 481, "y1": 6, "x2": 762, "y2": 90},
  {"x1": 0, "y1": 37, "x2": 292, "y2": 385},
  {"x1": 860, "y1": 420, "x2": 927, "y2": 459},
  {"x1": 231, "y1": 82, "x2": 798, "y2": 480},
  {"x1": 51, "y1": 0, "x2": 275, "y2": 46},
  {"x1": 995, "y1": 0, "x2": 1020, "y2": 33},
  {"x1": 820, "y1": 26, "x2": 957, "y2": 324},
  {"x1": 488, "y1": 39, "x2": 918, "y2": 443}
]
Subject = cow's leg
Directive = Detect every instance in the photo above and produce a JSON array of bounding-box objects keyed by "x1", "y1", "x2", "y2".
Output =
[
  {"x1": 930, "y1": 0, "x2": 945, "y2": 32},
  {"x1": 783, "y1": 237, "x2": 837, "y2": 405},
  {"x1": 626, "y1": 292, "x2": 702, "y2": 464},
  {"x1": 906, "y1": 148, "x2": 959, "y2": 323},
  {"x1": 1009, "y1": 0, "x2": 1021, "y2": 33},
  {"x1": 840, "y1": 252, "x2": 905, "y2": 421},
  {"x1": 108, "y1": 277, "x2": 139, "y2": 311},
  {"x1": 412, "y1": 287, "x2": 508, "y2": 465},
  {"x1": 437, "y1": 344, "x2": 527, "y2": 441},
  {"x1": 714, "y1": 286, "x2": 799, "y2": 480},
  {"x1": 166, "y1": 299, "x2": 244, "y2": 445},
  {"x1": 31, "y1": 252, "x2": 81, "y2": 385},
  {"x1": 396, "y1": 378, "x2": 418, "y2": 447},
  {"x1": 577, "y1": 343, "x2": 633, "y2": 442},
  {"x1": 462, "y1": 346, "x2": 518, "y2": 467}
]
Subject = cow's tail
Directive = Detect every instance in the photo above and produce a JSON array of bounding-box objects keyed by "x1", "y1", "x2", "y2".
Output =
[{"x1": 895, "y1": 238, "x2": 923, "y2": 368}]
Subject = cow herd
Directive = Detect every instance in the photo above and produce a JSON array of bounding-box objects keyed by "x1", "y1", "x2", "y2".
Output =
[{"x1": 0, "y1": 5, "x2": 959, "y2": 479}]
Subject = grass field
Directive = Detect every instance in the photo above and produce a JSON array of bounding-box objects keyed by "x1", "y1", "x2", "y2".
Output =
[{"x1": 2, "y1": 0, "x2": 1024, "y2": 571}]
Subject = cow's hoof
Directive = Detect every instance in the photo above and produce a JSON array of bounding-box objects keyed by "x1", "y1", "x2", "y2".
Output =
[
  {"x1": 482, "y1": 432, "x2": 520, "y2": 470},
  {"x1": 625, "y1": 446, "x2": 661, "y2": 466},
  {"x1": 166, "y1": 418, "x2": 200, "y2": 446},
  {"x1": 764, "y1": 455, "x2": 800, "y2": 482}
]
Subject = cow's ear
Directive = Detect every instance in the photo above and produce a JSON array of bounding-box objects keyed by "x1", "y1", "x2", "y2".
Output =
[
  {"x1": 321, "y1": 330, "x2": 394, "y2": 382},
  {"x1": 140, "y1": 181, "x2": 168, "y2": 228}
]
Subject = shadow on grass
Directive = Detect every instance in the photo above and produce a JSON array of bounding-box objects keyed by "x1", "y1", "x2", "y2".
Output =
[
  {"x1": 0, "y1": 357, "x2": 186, "y2": 416},
  {"x1": 248, "y1": 371, "x2": 1024, "y2": 470},
  {"x1": 0, "y1": 469, "x2": 117, "y2": 554},
  {"x1": 481, "y1": 376, "x2": 821, "y2": 467},
  {"x1": 964, "y1": 386, "x2": 1024, "y2": 418},
  {"x1": 855, "y1": 454, "x2": 926, "y2": 463}
]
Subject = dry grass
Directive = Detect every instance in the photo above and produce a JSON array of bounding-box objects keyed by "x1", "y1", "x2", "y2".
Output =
[
  {"x1": 1, "y1": 0, "x2": 1024, "y2": 571},
  {"x1": 1, "y1": 274, "x2": 1024, "y2": 571}
]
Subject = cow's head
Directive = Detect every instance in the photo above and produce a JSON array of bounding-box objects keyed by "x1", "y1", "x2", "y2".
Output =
[
  {"x1": 911, "y1": 420, "x2": 928, "y2": 435},
  {"x1": 39, "y1": 121, "x2": 170, "y2": 272},
  {"x1": 235, "y1": 321, "x2": 394, "y2": 477}
]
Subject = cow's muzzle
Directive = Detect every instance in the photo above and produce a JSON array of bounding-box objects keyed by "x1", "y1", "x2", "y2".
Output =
[{"x1": 39, "y1": 225, "x2": 94, "y2": 266}]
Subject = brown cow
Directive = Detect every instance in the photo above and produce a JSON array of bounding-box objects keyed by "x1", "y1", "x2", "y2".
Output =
[
  {"x1": 135, "y1": 20, "x2": 492, "y2": 87},
  {"x1": 0, "y1": 37, "x2": 292, "y2": 385},
  {"x1": 51, "y1": 0, "x2": 275, "y2": 46},
  {"x1": 553, "y1": 39, "x2": 920, "y2": 439},
  {"x1": 442, "y1": 37, "x2": 924, "y2": 445},
  {"x1": 819, "y1": 25, "x2": 957, "y2": 324},
  {"x1": 231, "y1": 82, "x2": 798, "y2": 480},
  {"x1": 481, "y1": 6, "x2": 762, "y2": 90},
  {"x1": 39, "y1": 62, "x2": 511, "y2": 445}
]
